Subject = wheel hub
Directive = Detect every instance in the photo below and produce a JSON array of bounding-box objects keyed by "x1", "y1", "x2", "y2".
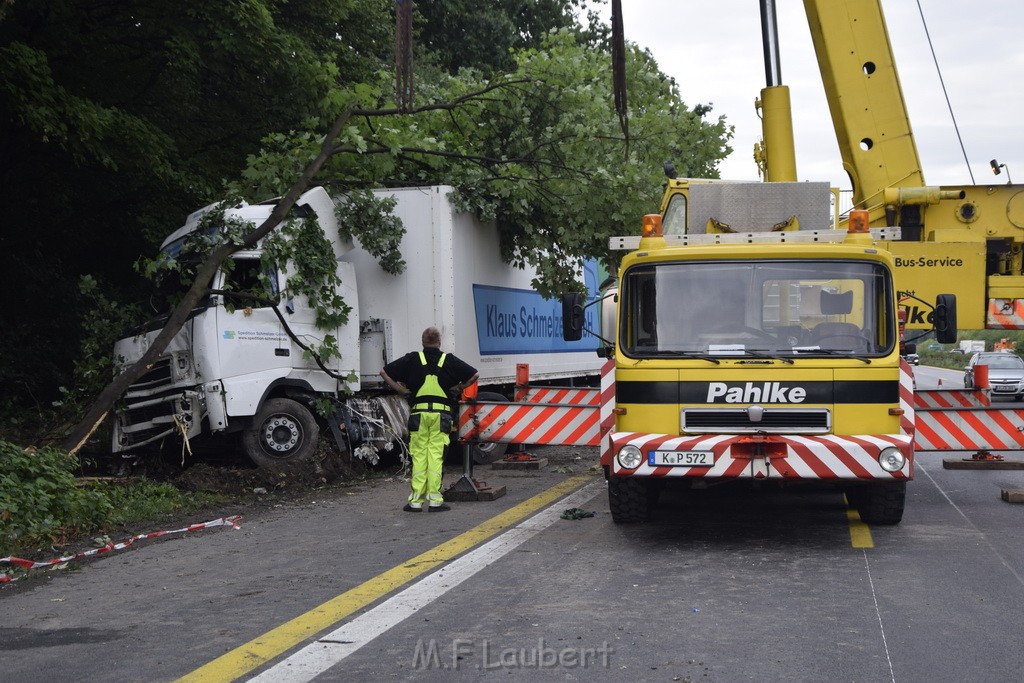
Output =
[{"x1": 262, "y1": 415, "x2": 300, "y2": 453}]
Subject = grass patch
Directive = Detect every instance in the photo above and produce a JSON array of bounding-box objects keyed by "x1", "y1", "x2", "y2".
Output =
[
  {"x1": 917, "y1": 350, "x2": 969, "y2": 371},
  {"x1": 1, "y1": 440, "x2": 229, "y2": 560},
  {"x1": 84, "y1": 479, "x2": 229, "y2": 528}
]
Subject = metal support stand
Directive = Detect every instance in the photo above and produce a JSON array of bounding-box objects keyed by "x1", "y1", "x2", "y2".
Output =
[
  {"x1": 444, "y1": 442, "x2": 506, "y2": 501},
  {"x1": 967, "y1": 449, "x2": 1005, "y2": 462}
]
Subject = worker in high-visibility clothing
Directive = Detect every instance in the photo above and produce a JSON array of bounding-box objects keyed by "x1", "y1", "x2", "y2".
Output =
[{"x1": 381, "y1": 326, "x2": 478, "y2": 512}]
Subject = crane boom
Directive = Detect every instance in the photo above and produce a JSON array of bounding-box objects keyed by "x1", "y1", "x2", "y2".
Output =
[
  {"x1": 660, "y1": 0, "x2": 1024, "y2": 330},
  {"x1": 802, "y1": 0, "x2": 926, "y2": 212}
]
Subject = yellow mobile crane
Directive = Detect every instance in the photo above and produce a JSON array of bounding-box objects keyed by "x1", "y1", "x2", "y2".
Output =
[
  {"x1": 565, "y1": 202, "x2": 957, "y2": 524},
  {"x1": 661, "y1": 0, "x2": 1024, "y2": 331},
  {"x1": 557, "y1": 0, "x2": 994, "y2": 524}
]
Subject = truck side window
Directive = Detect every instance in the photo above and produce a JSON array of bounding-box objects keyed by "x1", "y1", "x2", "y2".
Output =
[
  {"x1": 223, "y1": 258, "x2": 279, "y2": 308},
  {"x1": 662, "y1": 194, "x2": 687, "y2": 235}
]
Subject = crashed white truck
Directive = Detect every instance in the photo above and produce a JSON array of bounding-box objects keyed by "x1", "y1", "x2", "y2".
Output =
[{"x1": 111, "y1": 185, "x2": 604, "y2": 467}]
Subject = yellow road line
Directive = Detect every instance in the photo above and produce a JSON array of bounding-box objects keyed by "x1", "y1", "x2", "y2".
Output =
[
  {"x1": 847, "y1": 508, "x2": 875, "y2": 548},
  {"x1": 176, "y1": 474, "x2": 594, "y2": 683}
]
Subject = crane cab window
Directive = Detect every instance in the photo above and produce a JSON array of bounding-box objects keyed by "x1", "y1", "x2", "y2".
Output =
[{"x1": 662, "y1": 193, "x2": 688, "y2": 236}]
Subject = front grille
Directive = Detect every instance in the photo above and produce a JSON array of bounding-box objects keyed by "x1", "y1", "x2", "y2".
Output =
[
  {"x1": 124, "y1": 358, "x2": 174, "y2": 398},
  {"x1": 116, "y1": 357, "x2": 198, "y2": 449},
  {"x1": 683, "y1": 408, "x2": 831, "y2": 434}
]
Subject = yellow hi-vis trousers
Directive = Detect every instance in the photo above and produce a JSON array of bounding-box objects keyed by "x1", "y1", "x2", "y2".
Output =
[{"x1": 408, "y1": 412, "x2": 449, "y2": 507}]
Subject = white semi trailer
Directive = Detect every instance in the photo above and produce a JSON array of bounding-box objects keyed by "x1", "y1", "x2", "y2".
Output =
[{"x1": 111, "y1": 186, "x2": 603, "y2": 467}]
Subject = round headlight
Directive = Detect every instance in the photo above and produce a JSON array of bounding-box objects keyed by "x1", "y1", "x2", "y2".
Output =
[
  {"x1": 878, "y1": 446, "x2": 906, "y2": 473},
  {"x1": 617, "y1": 444, "x2": 644, "y2": 470}
]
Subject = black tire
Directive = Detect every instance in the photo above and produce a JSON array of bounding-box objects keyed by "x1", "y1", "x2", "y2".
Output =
[
  {"x1": 608, "y1": 476, "x2": 655, "y2": 523},
  {"x1": 855, "y1": 481, "x2": 906, "y2": 525},
  {"x1": 469, "y1": 392, "x2": 510, "y2": 464},
  {"x1": 242, "y1": 398, "x2": 319, "y2": 468}
]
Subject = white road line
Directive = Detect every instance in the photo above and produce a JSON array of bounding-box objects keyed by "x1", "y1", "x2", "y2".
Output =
[
  {"x1": 248, "y1": 481, "x2": 604, "y2": 682},
  {"x1": 862, "y1": 550, "x2": 897, "y2": 683}
]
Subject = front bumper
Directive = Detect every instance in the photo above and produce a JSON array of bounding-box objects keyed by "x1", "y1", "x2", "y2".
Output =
[{"x1": 606, "y1": 431, "x2": 912, "y2": 480}]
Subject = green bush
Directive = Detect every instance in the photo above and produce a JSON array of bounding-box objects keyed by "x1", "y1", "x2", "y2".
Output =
[
  {"x1": 93, "y1": 480, "x2": 194, "y2": 526},
  {"x1": 0, "y1": 441, "x2": 112, "y2": 553}
]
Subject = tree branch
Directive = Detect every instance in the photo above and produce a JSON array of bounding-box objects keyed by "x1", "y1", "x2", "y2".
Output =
[{"x1": 61, "y1": 106, "x2": 358, "y2": 454}]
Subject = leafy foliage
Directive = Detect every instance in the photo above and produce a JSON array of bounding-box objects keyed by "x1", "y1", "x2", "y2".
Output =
[
  {"x1": 0, "y1": 0, "x2": 392, "y2": 417},
  {"x1": 232, "y1": 31, "x2": 731, "y2": 301},
  {"x1": 336, "y1": 190, "x2": 406, "y2": 275},
  {"x1": 94, "y1": 480, "x2": 204, "y2": 527},
  {"x1": 445, "y1": 33, "x2": 732, "y2": 296},
  {"x1": 0, "y1": 441, "x2": 111, "y2": 553},
  {"x1": 262, "y1": 215, "x2": 353, "y2": 334},
  {"x1": 0, "y1": 438, "x2": 224, "y2": 564},
  {"x1": 416, "y1": 0, "x2": 585, "y2": 75},
  {"x1": 67, "y1": 276, "x2": 145, "y2": 408}
]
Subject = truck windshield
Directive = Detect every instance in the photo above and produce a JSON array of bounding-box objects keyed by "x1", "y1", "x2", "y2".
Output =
[{"x1": 620, "y1": 259, "x2": 895, "y2": 359}]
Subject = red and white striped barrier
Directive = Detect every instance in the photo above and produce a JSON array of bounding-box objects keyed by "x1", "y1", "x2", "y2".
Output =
[
  {"x1": 0, "y1": 515, "x2": 241, "y2": 583},
  {"x1": 607, "y1": 432, "x2": 913, "y2": 480},
  {"x1": 913, "y1": 389, "x2": 991, "y2": 409},
  {"x1": 458, "y1": 399, "x2": 600, "y2": 446},
  {"x1": 458, "y1": 360, "x2": 613, "y2": 448},
  {"x1": 987, "y1": 299, "x2": 1024, "y2": 329},
  {"x1": 599, "y1": 359, "x2": 616, "y2": 462},
  {"x1": 900, "y1": 358, "x2": 915, "y2": 437},
  {"x1": 522, "y1": 387, "x2": 599, "y2": 406},
  {"x1": 913, "y1": 398, "x2": 1024, "y2": 451}
]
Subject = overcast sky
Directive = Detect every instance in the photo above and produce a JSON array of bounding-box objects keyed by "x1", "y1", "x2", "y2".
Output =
[{"x1": 593, "y1": 0, "x2": 1022, "y2": 190}]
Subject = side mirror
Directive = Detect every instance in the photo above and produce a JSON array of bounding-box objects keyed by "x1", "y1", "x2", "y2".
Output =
[
  {"x1": 904, "y1": 342, "x2": 917, "y2": 354},
  {"x1": 933, "y1": 293, "x2": 957, "y2": 344},
  {"x1": 561, "y1": 292, "x2": 585, "y2": 341}
]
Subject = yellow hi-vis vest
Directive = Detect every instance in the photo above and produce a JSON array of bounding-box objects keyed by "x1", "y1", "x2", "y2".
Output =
[{"x1": 411, "y1": 351, "x2": 448, "y2": 413}]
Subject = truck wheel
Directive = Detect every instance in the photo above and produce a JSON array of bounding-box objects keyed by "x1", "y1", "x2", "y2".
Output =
[
  {"x1": 469, "y1": 392, "x2": 510, "y2": 464},
  {"x1": 242, "y1": 398, "x2": 319, "y2": 468},
  {"x1": 608, "y1": 476, "x2": 655, "y2": 523},
  {"x1": 854, "y1": 481, "x2": 906, "y2": 525}
]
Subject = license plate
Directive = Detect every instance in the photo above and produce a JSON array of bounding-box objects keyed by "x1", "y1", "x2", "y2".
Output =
[{"x1": 649, "y1": 450, "x2": 715, "y2": 466}]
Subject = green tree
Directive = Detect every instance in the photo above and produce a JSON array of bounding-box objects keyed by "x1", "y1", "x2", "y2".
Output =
[
  {"x1": 415, "y1": 0, "x2": 586, "y2": 75},
  {"x1": 236, "y1": 31, "x2": 732, "y2": 295},
  {"x1": 0, "y1": 0, "x2": 393, "y2": 418},
  {"x1": 60, "y1": 26, "x2": 734, "y2": 452},
  {"x1": 0, "y1": 1, "x2": 733, "y2": 450}
]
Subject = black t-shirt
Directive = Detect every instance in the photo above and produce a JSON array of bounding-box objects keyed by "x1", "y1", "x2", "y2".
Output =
[{"x1": 382, "y1": 347, "x2": 477, "y2": 409}]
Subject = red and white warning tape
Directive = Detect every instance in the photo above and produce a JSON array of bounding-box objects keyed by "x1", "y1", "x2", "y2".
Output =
[{"x1": 0, "y1": 515, "x2": 241, "y2": 583}]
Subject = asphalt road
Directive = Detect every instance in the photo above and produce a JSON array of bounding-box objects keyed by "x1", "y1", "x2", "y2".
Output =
[
  {"x1": 2, "y1": 441, "x2": 1023, "y2": 683},
  {"x1": 911, "y1": 363, "x2": 964, "y2": 389}
]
